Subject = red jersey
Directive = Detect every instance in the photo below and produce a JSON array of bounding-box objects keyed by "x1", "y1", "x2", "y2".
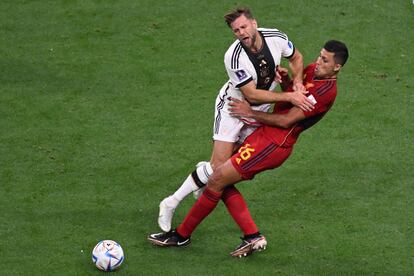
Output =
[
  {"x1": 263, "y1": 63, "x2": 337, "y2": 147},
  {"x1": 231, "y1": 63, "x2": 338, "y2": 179}
]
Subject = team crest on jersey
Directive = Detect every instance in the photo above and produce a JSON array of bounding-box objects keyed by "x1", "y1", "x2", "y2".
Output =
[
  {"x1": 259, "y1": 59, "x2": 271, "y2": 84},
  {"x1": 259, "y1": 59, "x2": 270, "y2": 77},
  {"x1": 235, "y1": 70, "x2": 248, "y2": 81}
]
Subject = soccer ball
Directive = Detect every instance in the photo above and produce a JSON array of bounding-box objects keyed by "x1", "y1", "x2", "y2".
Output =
[{"x1": 92, "y1": 240, "x2": 124, "y2": 271}]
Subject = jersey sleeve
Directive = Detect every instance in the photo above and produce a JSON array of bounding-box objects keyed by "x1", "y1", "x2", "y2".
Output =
[
  {"x1": 259, "y1": 28, "x2": 294, "y2": 59},
  {"x1": 224, "y1": 44, "x2": 253, "y2": 88},
  {"x1": 279, "y1": 34, "x2": 295, "y2": 59}
]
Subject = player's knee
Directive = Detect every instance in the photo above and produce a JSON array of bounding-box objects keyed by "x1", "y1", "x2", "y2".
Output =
[
  {"x1": 210, "y1": 159, "x2": 224, "y2": 170},
  {"x1": 207, "y1": 168, "x2": 226, "y2": 192},
  {"x1": 210, "y1": 154, "x2": 229, "y2": 170}
]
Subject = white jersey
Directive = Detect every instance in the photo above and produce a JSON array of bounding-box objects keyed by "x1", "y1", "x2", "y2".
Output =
[{"x1": 213, "y1": 28, "x2": 295, "y2": 143}]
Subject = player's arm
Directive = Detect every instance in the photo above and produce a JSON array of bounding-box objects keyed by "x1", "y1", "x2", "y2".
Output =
[
  {"x1": 229, "y1": 98, "x2": 305, "y2": 128},
  {"x1": 288, "y1": 48, "x2": 305, "y2": 92},
  {"x1": 239, "y1": 81, "x2": 313, "y2": 112},
  {"x1": 275, "y1": 65, "x2": 291, "y2": 92}
]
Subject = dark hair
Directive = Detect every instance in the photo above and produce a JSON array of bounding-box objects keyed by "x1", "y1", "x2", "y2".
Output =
[
  {"x1": 324, "y1": 40, "x2": 349, "y2": 66},
  {"x1": 224, "y1": 7, "x2": 254, "y2": 27}
]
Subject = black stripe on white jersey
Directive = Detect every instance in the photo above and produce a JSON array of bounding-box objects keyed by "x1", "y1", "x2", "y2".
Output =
[
  {"x1": 214, "y1": 84, "x2": 230, "y2": 134},
  {"x1": 262, "y1": 33, "x2": 288, "y2": 40},
  {"x1": 261, "y1": 31, "x2": 287, "y2": 40},
  {"x1": 263, "y1": 33, "x2": 288, "y2": 40},
  {"x1": 231, "y1": 43, "x2": 243, "y2": 69},
  {"x1": 261, "y1": 30, "x2": 287, "y2": 36}
]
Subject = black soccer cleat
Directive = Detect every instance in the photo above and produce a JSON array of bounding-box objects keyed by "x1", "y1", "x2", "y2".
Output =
[
  {"x1": 147, "y1": 230, "x2": 191, "y2": 247},
  {"x1": 230, "y1": 234, "x2": 267, "y2": 258}
]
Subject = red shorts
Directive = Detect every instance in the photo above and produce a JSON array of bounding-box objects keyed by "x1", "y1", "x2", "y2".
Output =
[{"x1": 231, "y1": 127, "x2": 293, "y2": 180}]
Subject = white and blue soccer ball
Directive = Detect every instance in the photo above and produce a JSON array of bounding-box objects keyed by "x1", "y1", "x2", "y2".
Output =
[{"x1": 92, "y1": 240, "x2": 124, "y2": 271}]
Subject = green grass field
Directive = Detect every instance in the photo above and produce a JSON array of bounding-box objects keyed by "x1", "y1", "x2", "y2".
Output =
[{"x1": 1, "y1": 0, "x2": 413, "y2": 274}]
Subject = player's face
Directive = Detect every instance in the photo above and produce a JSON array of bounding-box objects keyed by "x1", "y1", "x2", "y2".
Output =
[
  {"x1": 230, "y1": 15, "x2": 259, "y2": 50},
  {"x1": 314, "y1": 49, "x2": 341, "y2": 78}
]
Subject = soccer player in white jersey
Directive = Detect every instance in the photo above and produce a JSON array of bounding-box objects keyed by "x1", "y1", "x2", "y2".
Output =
[{"x1": 157, "y1": 7, "x2": 314, "y2": 232}]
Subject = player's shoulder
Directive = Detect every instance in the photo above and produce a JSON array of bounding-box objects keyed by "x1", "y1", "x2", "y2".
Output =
[
  {"x1": 313, "y1": 78, "x2": 337, "y2": 102},
  {"x1": 258, "y1": 27, "x2": 288, "y2": 40},
  {"x1": 224, "y1": 40, "x2": 245, "y2": 68},
  {"x1": 225, "y1": 40, "x2": 243, "y2": 56}
]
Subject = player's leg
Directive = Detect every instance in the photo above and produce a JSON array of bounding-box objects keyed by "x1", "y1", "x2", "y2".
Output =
[
  {"x1": 202, "y1": 160, "x2": 267, "y2": 257},
  {"x1": 149, "y1": 160, "x2": 241, "y2": 247},
  {"x1": 192, "y1": 124, "x2": 255, "y2": 199},
  {"x1": 226, "y1": 130, "x2": 293, "y2": 257},
  {"x1": 158, "y1": 161, "x2": 213, "y2": 232},
  {"x1": 173, "y1": 160, "x2": 242, "y2": 238},
  {"x1": 190, "y1": 139, "x2": 236, "y2": 199},
  {"x1": 222, "y1": 185, "x2": 259, "y2": 236},
  {"x1": 153, "y1": 132, "x2": 268, "y2": 247},
  {"x1": 157, "y1": 92, "x2": 243, "y2": 232},
  {"x1": 210, "y1": 140, "x2": 235, "y2": 168},
  {"x1": 222, "y1": 185, "x2": 267, "y2": 256},
  {"x1": 158, "y1": 141, "x2": 235, "y2": 232},
  {"x1": 157, "y1": 141, "x2": 235, "y2": 232},
  {"x1": 149, "y1": 133, "x2": 288, "y2": 250},
  {"x1": 149, "y1": 159, "x2": 264, "y2": 251},
  {"x1": 216, "y1": 124, "x2": 268, "y2": 256}
]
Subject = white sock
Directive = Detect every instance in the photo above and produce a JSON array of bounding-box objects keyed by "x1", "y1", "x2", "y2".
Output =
[
  {"x1": 171, "y1": 162, "x2": 213, "y2": 203},
  {"x1": 195, "y1": 162, "x2": 213, "y2": 183},
  {"x1": 171, "y1": 174, "x2": 199, "y2": 202},
  {"x1": 163, "y1": 195, "x2": 180, "y2": 208}
]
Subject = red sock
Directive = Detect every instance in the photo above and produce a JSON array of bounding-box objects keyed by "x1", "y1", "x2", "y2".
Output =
[
  {"x1": 177, "y1": 187, "x2": 221, "y2": 238},
  {"x1": 222, "y1": 185, "x2": 259, "y2": 236}
]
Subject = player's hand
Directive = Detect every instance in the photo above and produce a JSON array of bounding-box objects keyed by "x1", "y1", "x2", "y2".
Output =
[
  {"x1": 292, "y1": 82, "x2": 306, "y2": 93},
  {"x1": 288, "y1": 91, "x2": 315, "y2": 112},
  {"x1": 275, "y1": 66, "x2": 289, "y2": 83},
  {"x1": 228, "y1": 98, "x2": 253, "y2": 118}
]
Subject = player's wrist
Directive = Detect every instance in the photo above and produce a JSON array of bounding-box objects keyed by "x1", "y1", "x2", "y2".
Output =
[
  {"x1": 292, "y1": 80, "x2": 301, "y2": 87},
  {"x1": 249, "y1": 110, "x2": 260, "y2": 120},
  {"x1": 285, "y1": 93, "x2": 293, "y2": 103}
]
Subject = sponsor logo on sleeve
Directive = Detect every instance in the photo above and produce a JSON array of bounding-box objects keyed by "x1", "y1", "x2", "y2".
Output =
[
  {"x1": 288, "y1": 41, "x2": 293, "y2": 49},
  {"x1": 235, "y1": 69, "x2": 248, "y2": 81}
]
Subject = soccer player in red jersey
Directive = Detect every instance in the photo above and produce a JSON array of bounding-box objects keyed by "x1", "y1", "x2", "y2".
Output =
[{"x1": 148, "y1": 40, "x2": 349, "y2": 257}]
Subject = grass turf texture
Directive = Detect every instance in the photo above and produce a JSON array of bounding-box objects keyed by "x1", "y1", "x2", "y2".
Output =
[{"x1": 1, "y1": 0, "x2": 413, "y2": 274}]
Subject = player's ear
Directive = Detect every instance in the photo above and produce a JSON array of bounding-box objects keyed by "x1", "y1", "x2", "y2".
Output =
[
  {"x1": 252, "y1": 19, "x2": 258, "y2": 28},
  {"x1": 333, "y1": 63, "x2": 342, "y2": 72}
]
